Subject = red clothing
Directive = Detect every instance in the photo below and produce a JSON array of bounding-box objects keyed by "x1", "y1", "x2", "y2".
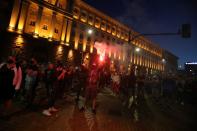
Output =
[{"x1": 85, "y1": 69, "x2": 98, "y2": 99}]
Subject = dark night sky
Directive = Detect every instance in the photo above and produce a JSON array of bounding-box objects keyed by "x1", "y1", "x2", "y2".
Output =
[{"x1": 84, "y1": 0, "x2": 197, "y2": 67}]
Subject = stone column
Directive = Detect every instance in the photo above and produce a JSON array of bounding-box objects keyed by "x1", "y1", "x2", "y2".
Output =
[
  {"x1": 60, "y1": 18, "x2": 68, "y2": 44},
  {"x1": 17, "y1": 1, "x2": 30, "y2": 33},
  {"x1": 66, "y1": 19, "x2": 73, "y2": 44},
  {"x1": 74, "y1": 28, "x2": 79, "y2": 50},
  {"x1": 34, "y1": 6, "x2": 43, "y2": 37},
  {"x1": 90, "y1": 37, "x2": 94, "y2": 53},
  {"x1": 49, "y1": 12, "x2": 57, "y2": 39},
  {"x1": 8, "y1": 0, "x2": 21, "y2": 31},
  {"x1": 82, "y1": 32, "x2": 87, "y2": 52}
]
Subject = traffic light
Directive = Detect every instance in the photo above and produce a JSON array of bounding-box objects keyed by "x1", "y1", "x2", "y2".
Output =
[{"x1": 181, "y1": 24, "x2": 191, "y2": 38}]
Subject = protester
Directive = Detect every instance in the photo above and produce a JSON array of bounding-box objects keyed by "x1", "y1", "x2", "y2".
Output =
[
  {"x1": 111, "y1": 71, "x2": 120, "y2": 95},
  {"x1": 81, "y1": 63, "x2": 99, "y2": 114},
  {"x1": 13, "y1": 58, "x2": 23, "y2": 99},
  {"x1": 74, "y1": 64, "x2": 88, "y2": 104},
  {"x1": 72, "y1": 66, "x2": 82, "y2": 104},
  {"x1": 24, "y1": 58, "x2": 38, "y2": 108},
  {"x1": 55, "y1": 61, "x2": 66, "y2": 99},
  {"x1": 0, "y1": 57, "x2": 16, "y2": 114},
  {"x1": 42, "y1": 63, "x2": 58, "y2": 116}
]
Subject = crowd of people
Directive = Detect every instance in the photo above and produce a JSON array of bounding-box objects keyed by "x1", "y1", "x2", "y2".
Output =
[{"x1": 0, "y1": 55, "x2": 196, "y2": 118}]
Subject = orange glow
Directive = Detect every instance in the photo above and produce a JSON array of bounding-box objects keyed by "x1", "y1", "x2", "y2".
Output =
[
  {"x1": 80, "y1": 18, "x2": 87, "y2": 23},
  {"x1": 7, "y1": 26, "x2": 15, "y2": 32},
  {"x1": 118, "y1": 54, "x2": 121, "y2": 60},
  {"x1": 95, "y1": 24, "x2": 100, "y2": 28},
  {"x1": 66, "y1": 20, "x2": 72, "y2": 43},
  {"x1": 83, "y1": 42, "x2": 86, "y2": 52},
  {"x1": 114, "y1": 52, "x2": 116, "y2": 59},
  {"x1": 68, "y1": 49, "x2": 73, "y2": 60},
  {"x1": 57, "y1": 46, "x2": 63, "y2": 54},
  {"x1": 74, "y1": 41, "x2": 78, "y2": 50},
  {"x1": 73, "y1": 15, "x2": 79, "y2": 19},
  {"x1": 99, "y1": 55, "x2": 104, "y2": 62},
  {"x1": 108, "y1": 51, "x2": 111, "y2": 58},
  {"x1": 90, "y1": 44, "x2": 93, "y2": 53},
  {"x1": 33, "y1": 34, "x2": 39, "y2": 38},
  {"x1": 15, "y1": 35, "x2": 24, "y2": 47}
]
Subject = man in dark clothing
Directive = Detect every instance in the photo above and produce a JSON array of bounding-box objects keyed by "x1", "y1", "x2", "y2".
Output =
[
  {"x1": 42, "y1": 63, "x2": 58, "y2": 116},
  {"x1": 126, "y1": 70, "x2": 137, "y2": 109},
  {"x1": 0, "y1": 57, "x2": 16, "y2": 116},
  {"x1": 72, "y1": 66, "x2": 81, "y2": 104},
  {"x1": 73, "y1": 65, "x2": 89, "y2": 104}
]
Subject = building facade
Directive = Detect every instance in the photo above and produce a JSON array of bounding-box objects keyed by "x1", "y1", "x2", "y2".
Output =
[
  {"x1": 162, "y1": 50, "x2": 178, "y2": 75},
  {"x1": 185, "y1": 62, "x2": 197, "y2": 77},
  {"x1": 3, "y1": 0, "x2": 178, "y2": 74}
]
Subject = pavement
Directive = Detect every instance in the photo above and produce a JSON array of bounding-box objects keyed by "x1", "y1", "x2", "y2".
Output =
[{"x1": 0, "y1": 87, "x2": 196, "y2": 131}]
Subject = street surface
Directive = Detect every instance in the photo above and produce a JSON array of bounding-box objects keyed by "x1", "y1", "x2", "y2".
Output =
[{"x1": 0, "y1": 87, "x2": 196, "y2": 131}]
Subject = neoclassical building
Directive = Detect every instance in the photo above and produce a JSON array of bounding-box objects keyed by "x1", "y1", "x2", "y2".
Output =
[{"x1": 4, "y1": 0, "x2": 178, "y2": 74}]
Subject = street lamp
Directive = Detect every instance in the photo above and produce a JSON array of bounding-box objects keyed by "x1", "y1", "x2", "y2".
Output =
[
  {"x1": 135, "y1": 47, "x2": 140, "y2": 52},
  {"x1": 162, "y1": 58, "x2": 166, "y2": 63},
  {"x1": 88, "y1": 29, "x2": 93, "y2": 35}
]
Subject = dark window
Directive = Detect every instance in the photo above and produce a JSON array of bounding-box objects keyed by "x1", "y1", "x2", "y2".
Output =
[
  {"x1": 88, "y1": 16, "x2": 93, "y2": 21},
  {"x1": 42, "y1": 25, "x2": 48, "y2": 30},
  {"x1": 79, "y1": 33, "x2": 83, "y2": 40},
  {"x1": 73, "y1": 8, "x2": 79, "y2": 16},
  {"x1": 54, "y1": 28, "x2": 58, "y2": 34},
  {"x1": 87, "y1": 36, "x2": 91, "y2": 42},
  {"x1": 95, "y1": 18, "x2": 100, "y2": 24},
  {"x1": 101, "y1": 33, "x2": 105, "y2": 38},
  {"x1": 58, "y1": 4, "x2": 62, "y2": 8},
  {"x1": 101, "y1": 22, "x2": 105, "y2": 27},
  {"x1": 81, "y1": 11, "x2": 86, "y2": 17},
  {"x1": 107, "y1": 24, "x2": 110, "y2": 29},
  {"x1": 71, "y1": 29, "x2": 75, "y2": 36},
  {"x1": 73, "y1": 8, "x2": 79, "y2": 13},
  {"x1": 30, "y1": 21, "x2": 36, "y2": 26},
  {"x1": 47, "y1": 0, "x2": 52, "y2": 4},
  {"x1": 117, "y1": 30, "x2": 120, "y2": 35},
  {"x1": 80, "y1": 24, "x2": 86, "y2": 30},
  {"x1": 112, "y1": 27, "x2": 115, "y2": 32},
  {"x1": 95, "y1": 31, "x2": 99, "y2": 36},
  {"x1": 73, "y1": 22, "x2": 77, "y2": 28}
]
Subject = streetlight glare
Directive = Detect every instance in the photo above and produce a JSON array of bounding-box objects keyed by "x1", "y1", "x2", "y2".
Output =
[
  {"x1": 135, "y1": 47, "x2": 140, "y2": 52},
  {"x1": 162, "y1": 58, "x2": 166, "y2": 63},
  {"x1": 88, "y1": 29, "x2": 93, "y2": 34}
]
